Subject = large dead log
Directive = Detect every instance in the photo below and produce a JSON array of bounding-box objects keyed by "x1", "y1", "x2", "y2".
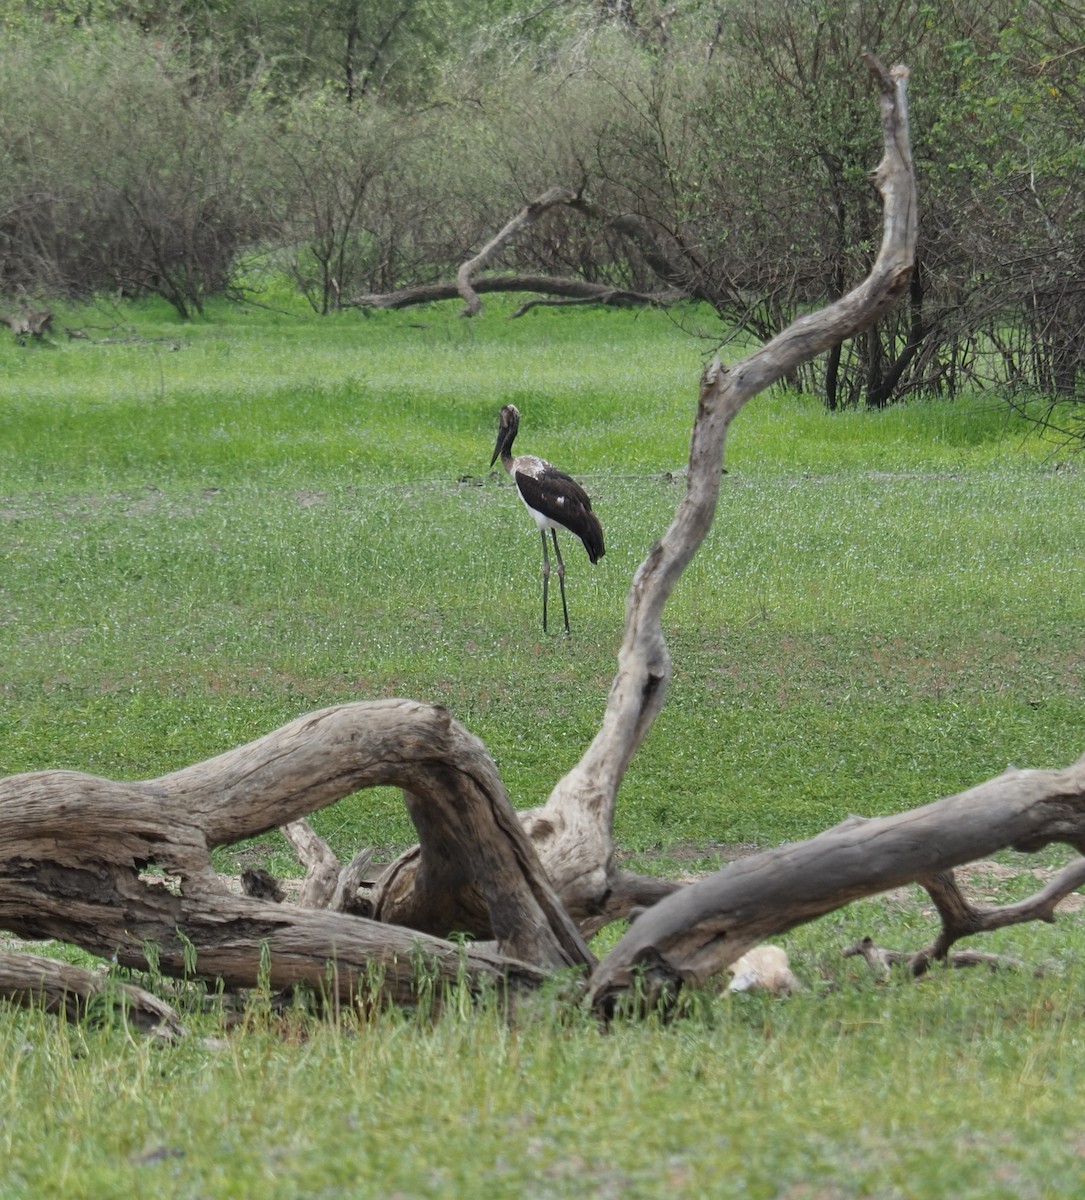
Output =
[{"x1": 0, "y1": 700, "x2": 589, "y2": 1015}]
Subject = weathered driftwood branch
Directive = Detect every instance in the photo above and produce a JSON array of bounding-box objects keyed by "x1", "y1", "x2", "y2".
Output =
[
  {"x1": 920, "y1": 858, "x2": 1085, "y2": 951},
  {"x1": 0, "y1": 948, "x2": 184, "y2": 1036},
  {"x1": 0, "y1": 700, "x2": 591, "y2": 1017},
  {"x1": 843, "y1": 936, "x2": 1036, "y2": 979},
  {"x1": 281, "y1": 819, "x2": 343, "y2": 908},
  {"x1": 524, "y1": 59, "x2": 918, "y2": 939},
  {"x1": 588, "y1": 755, "x2": 1085, "y2": 1014},
  {"x1": 900, "y1": 856, "x2": 1085, "y2": 974}
]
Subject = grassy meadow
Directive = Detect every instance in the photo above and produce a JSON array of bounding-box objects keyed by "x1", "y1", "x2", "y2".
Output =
[{"x1": 3, "y1": 293, "x2": 1085, "y2": 1196}]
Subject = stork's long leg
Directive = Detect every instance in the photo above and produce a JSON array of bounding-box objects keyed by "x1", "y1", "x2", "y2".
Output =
[
  {"x1": 540, "y1": 530, "x2": 551, "y2": 634},
  {"x1": 551, "y1": 529, "x2": 570, "y2": 635}
]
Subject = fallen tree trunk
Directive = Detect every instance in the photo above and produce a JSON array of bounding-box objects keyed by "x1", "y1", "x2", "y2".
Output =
[
  {"x1": 347, "y1": 274, "x2": 677, "y2": 313},
  {"x1": 348, "y1": 182, "x2": 703, "y2": 317},
  {"x1": 0, "y1": 948, "x2": 184, "y2": 1036},
  {"x1": 588, "y1": 759, "x2": 1085, "y2": 1014},
  {"x1": 0, "y1": 700, "x2": 587, "y2": 1020}
]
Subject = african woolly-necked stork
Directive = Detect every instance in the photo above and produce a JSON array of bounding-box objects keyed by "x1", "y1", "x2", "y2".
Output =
[{"x1": 491, "y1": 404, "x2": 604, "y2": 635}]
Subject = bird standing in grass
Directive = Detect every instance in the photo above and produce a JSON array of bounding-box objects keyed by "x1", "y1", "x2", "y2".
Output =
[{"x1": 490, "y1": 404, "x2": 604, "y2": 635}]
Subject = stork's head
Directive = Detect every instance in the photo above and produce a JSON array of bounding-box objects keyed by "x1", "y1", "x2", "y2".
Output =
[{"x1": 490, "y1": 404, "x2": 520, "y2": 467}]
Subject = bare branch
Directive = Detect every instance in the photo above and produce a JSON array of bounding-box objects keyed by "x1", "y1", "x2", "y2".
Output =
[
  {"x1": 530, "y1": 59, "x2": 917, "y2": 933},
  {"x1": 456, "y1": 187, "x2": 578, "y2": 316},
  {"x1": 282, "y1": 819, "x2": 342, "y2": 908},
  {"x1": 842, "y1": 937, "x2": 1038, "y2": 979},
  {"x1": 909, "y1": 856, "x2": 1085, "y2": 970},
  {"x1": 589, "y1": 756, "x2": 1085, "y2": 1015}
]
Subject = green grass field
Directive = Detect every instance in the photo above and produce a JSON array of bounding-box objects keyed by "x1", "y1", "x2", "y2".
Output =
[{"x1": 2, "y1": 295, "x2": 1085, "y2": 1197}]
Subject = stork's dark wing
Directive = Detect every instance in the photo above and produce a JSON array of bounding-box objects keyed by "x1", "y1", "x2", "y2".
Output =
[{"x1": 516, "y1": 465, "x2": 605, "y2": 563}]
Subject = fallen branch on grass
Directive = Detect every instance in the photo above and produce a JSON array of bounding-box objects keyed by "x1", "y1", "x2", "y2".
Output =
[{"x1": 840, "y1": 856, "x2": 1085, "y2": 980}]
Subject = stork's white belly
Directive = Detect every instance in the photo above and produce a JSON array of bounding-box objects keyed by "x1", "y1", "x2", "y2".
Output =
[{"x1": 518, "y1": 491, "x2": 563, "y2": 533}]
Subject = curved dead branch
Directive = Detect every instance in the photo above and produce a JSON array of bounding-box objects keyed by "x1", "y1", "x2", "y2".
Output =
[
  {"x1": 842, "y1": 937, "x2": 1037, "y2": 979},
  {"x1": 839, "y1": 856, "x2": 1085, "y2": 982},
  {"x1": 347, "y1": 182, "x2": 699, "y2": 317},
  {"x1": 588, "y1": 756, "x2": 1085, "y2": 1015},
  {"x1": 0, "y1": 700, "x2": 590, "y2": 1016},
  {"x1": 525, "y1": 59, "x2": 917, "y2": 935},
  {"x1": 456, "y1": 187, "x2": 577, "y2": 316}
]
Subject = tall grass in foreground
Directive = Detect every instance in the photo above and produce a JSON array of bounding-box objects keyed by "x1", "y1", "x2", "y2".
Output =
[
  {"x1": 3, "y1": 933, "x2": 1085, "y2": 1199},
  {"x1": 2, "y1": 297, "x2": 1085, "y2": 1197}
]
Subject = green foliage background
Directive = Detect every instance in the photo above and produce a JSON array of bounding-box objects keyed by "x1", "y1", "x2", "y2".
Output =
[{"x1": 1, "y1": 0, "x2": 1083, "y2": 406}]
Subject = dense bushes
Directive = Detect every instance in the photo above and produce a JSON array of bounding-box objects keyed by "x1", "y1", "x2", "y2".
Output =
[
  {"x1": 0, "y1": 29, "x2": 259, "y2": 315},
  {"x1": 0, "y1": 0, "x2": 1081, "y2": 405}
]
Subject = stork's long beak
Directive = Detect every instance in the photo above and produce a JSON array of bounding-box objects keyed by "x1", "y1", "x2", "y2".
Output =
[{"x1": 490, "y1": 430, "x2": 504, "y2": 468}]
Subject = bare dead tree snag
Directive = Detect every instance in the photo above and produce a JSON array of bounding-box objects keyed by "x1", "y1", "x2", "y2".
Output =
[{"x1": 517, "y1": 59, "x2": 917, "y2": 938}]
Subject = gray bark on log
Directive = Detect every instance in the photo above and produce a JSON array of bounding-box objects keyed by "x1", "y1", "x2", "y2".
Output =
[
  {"x1": 589, "y1": 757, "x2": 1085, "y2": 1013},
  {"x1": 0, "y1": 700, "x2": 589, "y2": 1013},
  {"x1": 0, "y1": 948, "x2": 183, "y2": 1036}
]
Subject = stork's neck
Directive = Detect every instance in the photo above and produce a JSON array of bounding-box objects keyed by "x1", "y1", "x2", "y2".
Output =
[{"x1": 495, "y1": 426, "x2": 518, "y2": 474}]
